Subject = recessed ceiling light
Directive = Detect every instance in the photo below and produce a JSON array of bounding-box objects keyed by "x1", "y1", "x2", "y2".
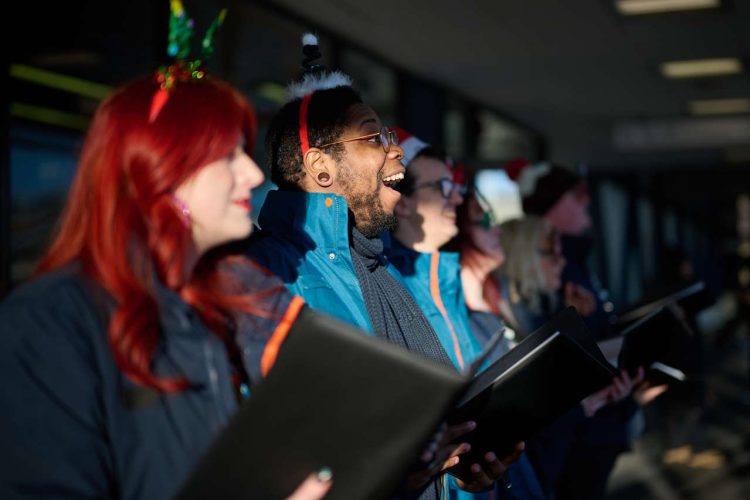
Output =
[
  {"x1": 10, "y1": 64, "x2": 111, "y2": 99},
  {"x1": 689, "y1": 98, "x2": 750, "y2": 115},
  {"x1": 10, "y1": 102, "x2": 90, "y2": 131},
  {"x1": 660, "y1": 58, "x2": 742, "y2": 78},
  {"x1": 616, "y1": 0, "x2": 720, "y2": 15}
]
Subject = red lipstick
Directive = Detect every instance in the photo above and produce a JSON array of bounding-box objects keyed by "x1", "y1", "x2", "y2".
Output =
[{"x1": 234, "y1": 199, "x2": 251, "y2": 212}]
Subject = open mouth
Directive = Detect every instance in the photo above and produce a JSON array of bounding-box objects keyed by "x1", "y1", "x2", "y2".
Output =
[{"x1": 382, "y1": 171, "x2": 404, "y2": 190}]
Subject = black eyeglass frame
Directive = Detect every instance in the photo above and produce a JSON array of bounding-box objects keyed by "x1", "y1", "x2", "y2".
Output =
[{"x1": 413, "y1": 177, "x2": 468, "y2": 199}]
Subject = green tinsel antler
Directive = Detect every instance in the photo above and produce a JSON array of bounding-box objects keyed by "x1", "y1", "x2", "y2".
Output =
[
  {"x1": 150, "y1": 1, "x2": 227, "y2": 122},
  {"x1": 201, "y1": 8, "x2": 227, "y2": 60},
  {"x1": 167, "y1": 0, "x2": 193, "y2": 60}
]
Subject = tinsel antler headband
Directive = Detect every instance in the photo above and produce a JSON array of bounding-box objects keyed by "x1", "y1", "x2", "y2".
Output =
[{"x1": 149, "y1": 0, "x2": 227, "y2": 123}]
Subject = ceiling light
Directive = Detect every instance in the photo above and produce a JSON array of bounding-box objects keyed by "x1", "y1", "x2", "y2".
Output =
[
  {"x1": 616, "y1": 0, "x2": 720, "y2": 15},
  {"x1": 689, "y1": 98, "x2": 750, "y2": 115},
  {"x1": 660, "y1": 58, "x2": 742, "y2": 78},
  {"x1": 10, "y1": 64, "x2": 111, "y2": 99},
  {"x1": 10, "y1": 102, "x2": 90, "y2": 131}
]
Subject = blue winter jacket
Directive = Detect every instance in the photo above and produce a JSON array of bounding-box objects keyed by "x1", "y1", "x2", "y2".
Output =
[
  {"x1": 386, "y1": 240, "x2": 545, "y2": 500},
  {"x1": 251, "y1": 191, "x2": 481, "y2": 498},
  {"x1": 384, "y1": 238, "x2": 484, "y2": 371},
  {"x1": 250, "y1": 191, "x2": 539, "y2": 499},
  {"x1": 248, "y1": 190, "x2": 410, "y2": 335}
]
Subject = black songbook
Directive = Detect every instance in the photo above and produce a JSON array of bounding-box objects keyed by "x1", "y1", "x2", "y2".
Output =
[
  {"x1": 616, "y1": 281, "x2": 705, "y2": 325},
  {"x1": 447, "y1": 307, "x2": 616, "y2": 479},
  {"x1": 177, "y1": 307, "x2": 472, "y2": 500},
  {"x1": 601, "y1": 281, "x2": 705, "y2": 384},
  {"x1": 616, "y1": 305, "x2": 693, "y2": 384}
]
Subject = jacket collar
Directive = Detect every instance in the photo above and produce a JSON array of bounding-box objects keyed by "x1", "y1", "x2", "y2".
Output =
[
  {"x1": 258, "y1": 190, "x2": 352, "y2": 252},
  {"x1": 384, "y1": 236, "x2": 461, "y2": 289}
]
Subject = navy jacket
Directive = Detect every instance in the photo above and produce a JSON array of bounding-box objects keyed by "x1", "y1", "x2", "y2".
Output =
[{"x1": 0, "y1": 265, "x2": 294, "y2": 499}]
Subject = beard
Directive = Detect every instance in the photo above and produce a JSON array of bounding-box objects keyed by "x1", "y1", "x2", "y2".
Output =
[
  {"x1": 338, "y1": 163, "x2": 398, "y2": 238},
  {"x1": 347, "y1": 189, "x2": 398, "y2": 238}
]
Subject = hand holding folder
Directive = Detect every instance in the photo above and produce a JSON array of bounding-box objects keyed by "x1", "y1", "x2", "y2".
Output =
[
  {"x1": 177, "y1": 307, "x2": 473, "y2": 500},
  {"x1": 286, "y1": 472, "x2": 333, "y2": 500},
  {"x1": 597, "y1": 282, "x2": 705, "y2": 385},
  {"x1": 177, "y1": 306, "x2": 614, "y2": 498},
  {"x1": 445, "y1": 307, "x2": 616, "y2": 481},
  {"x1": 580, "y1": 366, "x2": 645, "y2": 417},
  {"x1": 617, "y1": 305, "x2": 692, "y2": 385}
]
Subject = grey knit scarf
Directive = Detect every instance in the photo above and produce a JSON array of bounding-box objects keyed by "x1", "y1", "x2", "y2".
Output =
[
  {"x1": 350, "y1": 228, "x2": 453, "y2": 368},
  {"x1": 350, "y1": 228, "x2": 452, "y2": 500}
]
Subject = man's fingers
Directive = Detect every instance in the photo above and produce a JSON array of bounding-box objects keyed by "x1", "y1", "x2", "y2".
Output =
[
  {"x1": 446, "y1": 442, "x2": 471, "y2": 460},
  {"x1": 440, "y1": 455, "x2": 461, "y2": 471},
  {"x1": 469, "y1": 462, "x2": 492, "y2": 487},
  {"x1": 611, "y1": 377, "x2": 625, "y2": 397},
  {"x1": 501, "y1": 442, "x2": 525, "y2": 466},
  {"x1": 443, "y1": 421, "x2": 477, "y2": 444},
  {"x1": 483, "y1": 452, "x2": 507, "y2": 478},
  {"x1": 431, "y1": 442, "x2": 470, "y2": 474},
  {"x1": 634, "y1": 366, "x2": 646, "y2": 385}
]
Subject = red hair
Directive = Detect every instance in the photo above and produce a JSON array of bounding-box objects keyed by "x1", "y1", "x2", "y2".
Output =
[
  {"x1": 37, "y1": 76, "x2": 278, "y2": 392},
  {"x1": 451, "y1": 191, "x2": 503, "y2": 315}
]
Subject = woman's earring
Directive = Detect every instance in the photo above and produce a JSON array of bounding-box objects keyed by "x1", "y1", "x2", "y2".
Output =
[{"x1": 171, "y1": 195, "x2": 191, "y2": 228}]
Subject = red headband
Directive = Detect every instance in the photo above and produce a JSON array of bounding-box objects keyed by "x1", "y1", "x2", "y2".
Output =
[
  {"x1": 452, "y1": 161, "x2": 466, "y2": 186},
  {"x1": 298, "y1": 93, "x2": 313, "y2": 156}
]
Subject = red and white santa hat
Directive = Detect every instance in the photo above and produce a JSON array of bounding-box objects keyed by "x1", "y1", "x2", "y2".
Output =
[
  {"x1": 505, "y1": 158, "x2": 582, "y2": 216},
  {"x1": 394, "y1": 127, "x2": 430, "y2": 167}
]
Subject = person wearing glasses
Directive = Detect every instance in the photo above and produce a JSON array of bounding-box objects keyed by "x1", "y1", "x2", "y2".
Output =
[
  {"x1": 495, "y1": 216, "x2": 644, "y2": 500},
  {"x1": 505, "y1": 161, "x2": 669, "y2": 500},
  {"x1": 246, "y1": 37, "x2": 489, "y2": 498},
  {"x1": 495, "y1": 217, "x2": 574, "y2": 336},
  {"x1": 383, "y1": 129, "x2": 524, "y2": 499},
  {"x1": 504, "y1": 160, "x2": 604, "y2": 344},
  {"x1": 448, "y1": 190, "x2": 551, "y2": 500},
  {"x1": 451, "y1": 189, "x2": 512, "y2": 356},
  {"x1": 386, "y1": 129, "x2": 481, "y2": 371}
]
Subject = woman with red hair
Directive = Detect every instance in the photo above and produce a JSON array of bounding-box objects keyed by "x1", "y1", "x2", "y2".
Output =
[{"x1": 0, "y1": 73, "x2": 331, "y2": 499}]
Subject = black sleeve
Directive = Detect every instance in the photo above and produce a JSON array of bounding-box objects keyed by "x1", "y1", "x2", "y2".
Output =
[{"x1": 0, "y1": 285, "x2": 114, "y2": 499}]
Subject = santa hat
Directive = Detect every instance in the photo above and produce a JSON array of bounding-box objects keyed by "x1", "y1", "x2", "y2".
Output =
[
  {"x1": 505, "y1": 158, "x2": 582, "y2": 216},
  {"x1": 394, "y1": 127, "x2": 430, "y2": 167}
]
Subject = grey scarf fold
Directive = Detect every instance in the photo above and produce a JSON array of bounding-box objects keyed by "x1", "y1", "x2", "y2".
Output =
[
  {"x1": 350, "y1": 228, "x2": 453, "y2": 368},
  {"x1": 350, "y1": 228, "x2": 451, "y2": 500}
]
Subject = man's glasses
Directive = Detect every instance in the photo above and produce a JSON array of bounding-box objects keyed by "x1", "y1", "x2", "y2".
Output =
[
  {"x1": 318, "y1": 126, "x2": 399, "y2": 154},
  {"x1": 414, "y1": 178, "x2": 468, "y2": 199}
]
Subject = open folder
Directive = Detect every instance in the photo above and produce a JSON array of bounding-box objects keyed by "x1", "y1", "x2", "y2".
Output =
[
  {"x1": 177, "y1": 307, "x2": 476, "y2": 500},
  {"x1": 597, "y1": 281, "x2": 704, "y2": 385},
  {"x1": 616, "y1": 281, "x2": 705, "y2": 325},
  {"x1": 446, "y1": 307, "x2": 617, "y2": 480},
  {"x1": 617, "y1": 305, "x2": 693, "y2": 384},
  {"x1": 178, "y1": 306, "x2": 612, "y2": 498}
]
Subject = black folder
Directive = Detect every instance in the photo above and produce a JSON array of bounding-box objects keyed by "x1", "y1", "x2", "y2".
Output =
[
  {"x1": 177, "y1": 307, "x2": 470, "y2": 500},
  {"x1": 616, "y1": 305, "x2": 693, "y2": 385},
  {"x1": 446, "y1": 307, "x2": 616, "y2": 480},
  {"x1": 597, "y1": 281, "x2": 704, "y2": 385},
  {"x1": 616, "y1": 281, "x2": 705, "y2": 325}
]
